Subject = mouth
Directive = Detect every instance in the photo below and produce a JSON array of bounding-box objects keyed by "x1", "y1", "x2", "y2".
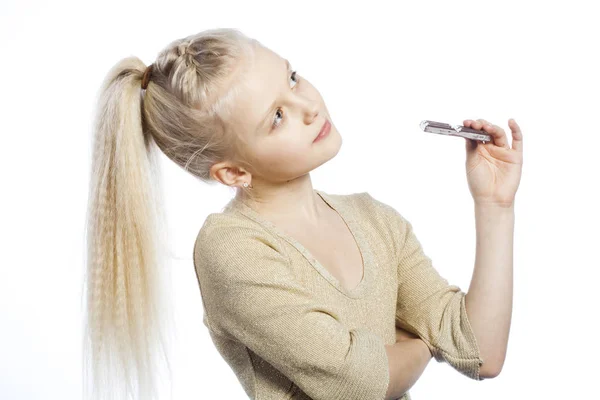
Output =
[{"x1": 313, "y1": 119, "x2": 331, "y2": 143}]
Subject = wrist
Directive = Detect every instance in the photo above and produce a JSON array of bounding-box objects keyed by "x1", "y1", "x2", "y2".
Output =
[
  {"x1": 474, "y1": 203, "x2": 515, "y2": 221},
  {"x1": 474, "y1": 201, "x2": 515, "y2": 212}
]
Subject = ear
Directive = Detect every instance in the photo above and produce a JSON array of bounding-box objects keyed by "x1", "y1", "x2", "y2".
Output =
[{"x1": 210, "y1": 161, "x2": 250, "y2": 187}]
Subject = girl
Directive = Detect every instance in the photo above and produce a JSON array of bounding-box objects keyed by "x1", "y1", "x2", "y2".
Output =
[{"x1": 83, "y1": 28, "x2": 523, "y2": 400}]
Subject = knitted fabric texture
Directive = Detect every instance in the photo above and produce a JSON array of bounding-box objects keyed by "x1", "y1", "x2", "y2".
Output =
[{"x1": 193, "y1": 189, "x2": 483, "y2": 400}]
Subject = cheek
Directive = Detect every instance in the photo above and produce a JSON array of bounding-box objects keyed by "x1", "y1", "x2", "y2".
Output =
[{"x1": 254, "y1": 141, "x2": 313, "y2": 174}]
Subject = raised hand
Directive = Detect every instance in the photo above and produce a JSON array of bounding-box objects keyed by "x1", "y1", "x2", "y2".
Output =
[{"x1": 463, "y1": 118, "x2": 524, "y2": 208}]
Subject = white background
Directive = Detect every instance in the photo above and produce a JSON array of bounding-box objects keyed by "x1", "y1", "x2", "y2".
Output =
[{"x1": 1, "y1": 0, "x2": 599, "y2": 399}]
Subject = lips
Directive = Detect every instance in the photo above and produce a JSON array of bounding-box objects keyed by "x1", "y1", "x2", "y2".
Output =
[{"x1": 314, "y1": 119, "x2": 331, "y2": 142}]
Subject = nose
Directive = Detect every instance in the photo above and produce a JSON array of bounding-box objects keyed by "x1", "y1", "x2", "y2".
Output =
[
  {"x1": 293, "y1": 95, "x2": 319, "y2": 124},
  {"x1": 303, "y1": 100, "x2": 320, "y2": 125}
]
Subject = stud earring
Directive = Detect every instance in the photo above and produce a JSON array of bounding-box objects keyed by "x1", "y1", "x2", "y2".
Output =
[{"x1": 243, "y1": 182, "x2": 252, "y2": 188}]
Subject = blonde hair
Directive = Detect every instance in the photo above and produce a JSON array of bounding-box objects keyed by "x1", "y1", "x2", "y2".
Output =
[{"x1": 82, "y1": 28, "x2": 259, "y2": 400}]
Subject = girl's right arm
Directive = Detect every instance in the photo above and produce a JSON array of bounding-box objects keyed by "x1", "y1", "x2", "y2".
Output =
[{"x1": 384, "y1": 339, "x2": 432, "y2": 400}]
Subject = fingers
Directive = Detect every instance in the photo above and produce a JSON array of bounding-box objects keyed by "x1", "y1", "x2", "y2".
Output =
[
  {"x1": 508, "y1": 118, "x2": 523, "y2": 152},
  {"x1": 479, "y1": 118, "x2": 509, "y2": 149},
  {"x1": 463, "y1": 118, "x2": 510, "y2": 149}
]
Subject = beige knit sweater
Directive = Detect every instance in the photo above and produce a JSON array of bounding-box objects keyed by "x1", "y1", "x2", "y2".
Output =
[{"x1": 193, "y1": 189, "x2": 483, "y2": 400}]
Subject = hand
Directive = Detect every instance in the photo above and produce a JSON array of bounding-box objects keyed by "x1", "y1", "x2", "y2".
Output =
[
  {"x1": 463, "y1": 118, "x2": 524, "y2": 208},
  {"x1": 395, "y1": 326, "x2": 419, "y2": 343}
]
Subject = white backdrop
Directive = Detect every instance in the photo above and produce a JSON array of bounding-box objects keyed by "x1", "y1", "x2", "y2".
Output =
[{"x1": 1, "y1": 0, "x2": 599, "y2": 399}]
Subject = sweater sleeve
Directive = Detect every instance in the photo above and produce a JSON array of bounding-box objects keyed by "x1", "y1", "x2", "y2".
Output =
[
  {"x1": 365, "y1": 193, "x2": 484, "y2": 381},
  {"x1": 194, "y1": 219, "x2": 391, "y2": 400}
]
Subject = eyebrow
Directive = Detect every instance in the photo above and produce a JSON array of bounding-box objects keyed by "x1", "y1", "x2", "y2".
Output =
[{"x1": 256, "y1": 59, "x2": 291, "y2": 134}]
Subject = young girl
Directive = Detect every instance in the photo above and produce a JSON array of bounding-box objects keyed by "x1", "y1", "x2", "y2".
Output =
[{"x1": 83, "y1": 28, "x2": 523, "y2": 400}]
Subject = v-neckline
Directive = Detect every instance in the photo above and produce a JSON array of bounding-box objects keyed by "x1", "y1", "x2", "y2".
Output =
[{"x1": 225, "y1": 189, "x2": 371, "y2": 299}]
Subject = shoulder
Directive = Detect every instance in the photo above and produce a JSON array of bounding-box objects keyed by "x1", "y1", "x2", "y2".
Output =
[
  {"x1": 193, "y1": 210, "x2": 289, "y2": 273},
  {"x1": 340, "y1": 191, "x2": 414, "y2": 247},
  {"x1": 361, "y1": 192, "x2": 405, "y2": 221},
  {"x1": 325, "y1": 190, "x2": 408, "y2": 226},
  {"x1": 195, "y1": 210, "x2": 282, "y2": 249},
  {"x1": 318, "y1": 190, "x2": 381, "y2": 215}
]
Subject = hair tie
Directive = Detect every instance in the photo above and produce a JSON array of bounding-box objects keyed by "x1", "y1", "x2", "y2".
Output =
[{"x1": 141, "y1": 63, "x2": 154, "y2": 90}]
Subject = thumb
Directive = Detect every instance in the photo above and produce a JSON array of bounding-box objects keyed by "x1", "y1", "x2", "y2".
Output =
[{"x1": 465, "y1": 137, "x2": 478, "y2": 155}]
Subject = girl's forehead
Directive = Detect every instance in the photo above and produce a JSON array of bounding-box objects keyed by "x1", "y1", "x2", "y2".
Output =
[{"x1": 231, "y1": 52, "x2": 289, "y2": 134}]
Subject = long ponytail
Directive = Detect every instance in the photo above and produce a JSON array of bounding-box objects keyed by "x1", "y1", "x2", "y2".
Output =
[{"x1": 82, "y1": 57, "x2": 174, "y2": 400}]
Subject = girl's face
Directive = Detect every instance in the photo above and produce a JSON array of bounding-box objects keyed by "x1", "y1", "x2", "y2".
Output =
[{"x1": 217, "y1": 45, "x2": 341, "y2": 187}]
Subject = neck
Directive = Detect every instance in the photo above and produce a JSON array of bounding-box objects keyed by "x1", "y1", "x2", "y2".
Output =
[{"x1": 234, "y1": 174, "x2": 328, "y2": 226}]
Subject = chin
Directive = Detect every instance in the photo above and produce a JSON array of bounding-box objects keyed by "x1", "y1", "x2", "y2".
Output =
[
  {"x1": 331, "y1": 125, "x2": 343, "y2": 147},
  {"x1": 320, "y1": 130, "x2": 342, "y2": 162},
  {"x1": 332, "y1": 131, "x2": 342, "y2": 154}
]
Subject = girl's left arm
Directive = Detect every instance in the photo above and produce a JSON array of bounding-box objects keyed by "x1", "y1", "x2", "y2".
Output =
[
  {"x1": 462, "y1": 118, "x2": 523, "y2": 377},
  {"x1": 465, "y1": 204, "x2": 514, "y2": 378}
]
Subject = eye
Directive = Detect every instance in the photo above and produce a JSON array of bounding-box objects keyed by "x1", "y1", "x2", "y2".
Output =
[
  {"x1": 290, "y1": 70, "x2": 299, "y2": 89},
  {"x1": 271, "y1": 70, "x2": 300, "y2": 129}
]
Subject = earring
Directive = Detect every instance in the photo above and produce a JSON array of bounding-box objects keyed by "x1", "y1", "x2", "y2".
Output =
[{"x1": 243, "y1": 182, "x2": 251, "y2": 188}]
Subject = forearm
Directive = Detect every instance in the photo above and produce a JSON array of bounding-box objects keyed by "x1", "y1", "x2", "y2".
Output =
[
  {"x1": 465, "y1": 203, "x2": 515, "y2": 377},
  {"x1": 384, "y1": 339, "x2": 432, "y2": 400}
]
